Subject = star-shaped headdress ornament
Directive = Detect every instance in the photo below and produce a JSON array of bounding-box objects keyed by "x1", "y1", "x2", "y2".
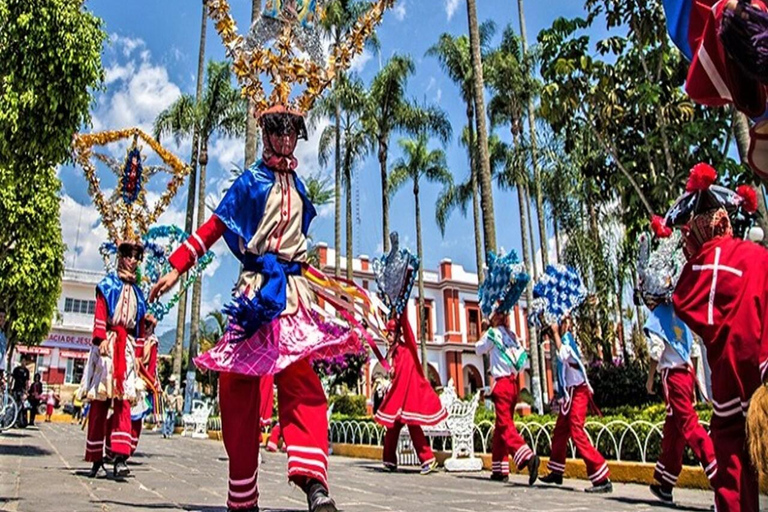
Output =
[
  {"x1": 372, "y1": 232, "x2": 419, "y2": 320},
  {"x1": 527, "y1": 264, "x2": 587, "y2": 327},
  {"x1": 72, "y1": 128, "x2": 190, "y2": 244},
  {"x1": 478, "y1": 250, "x2": 530, "y2": 319},
  {"x1": 207, "y1": 0, "x2": 395, "y2": 115}
]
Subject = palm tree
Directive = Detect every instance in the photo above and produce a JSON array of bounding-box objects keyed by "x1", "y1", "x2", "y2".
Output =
[
  {"x1": 465, "y1": 0, "x2": 497, "y2": 256},
  {"x1": 314, "y1": 74, "x2": 372, "y2": 280},
  {"x1": 244, "y1": 0, "x2": 262, "y2": 167},
  {"x1": 426, "y1": 25, "x2": 494, "y2": 280},
  {"x1": 389, "y1": 134, "x2": 453, "y2": 376},
  {"x1": 362, "y1": 54, "x2": 452, "y2": 253},
  {"x1": 320, "y1": 0, "x2": 378, "y2": 277},
  {"x1": 166, "y1": 0, "x2": 207, "y2": 385},
  {"x1": 304, "y1": 171, "x2": 335, "y2": 266},
  {"x1": 485, "y1": 26, "x2": 546, "y2": 410},
  {"x1": 154, "y1": 61, "x2": 247, "y2": 408}
]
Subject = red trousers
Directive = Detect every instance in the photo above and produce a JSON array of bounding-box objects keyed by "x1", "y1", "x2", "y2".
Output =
[
  {"x1": 267, "y1": 423, "x2": 282, "y2": 451},
  {"x1": 220, "y1": 359, "x2": 328, "y2": 511},
  {"x1": 85, "y1": 399, "x2": 131, "y2": 462},
  {"x1": 654, "y1": 368, "x2": 717, "y2": 489},
  {"x1": 106, "y1": 418, "x2": 143, "y2": 458},
  {"x1": 491, "y1": 375, "x2": 533, "y2": 475},
  {"x1": 711, "y1": 417, "x2": 760, "y2": 512},
  {"x1": 382, "y1": 422, "x2": 436, "y2": 468},
  {"x1": 548, "y1": 384, "x2": 609, "y2": 484}
]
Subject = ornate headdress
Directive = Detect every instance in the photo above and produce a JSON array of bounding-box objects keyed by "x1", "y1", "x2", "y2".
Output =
[
  {"x1": 372, "y1": 232, "x2": 418, "y2": 320},
  {"x1": 528, "y1": 264, "x2": 587, "y2": 327},
  {"x1": 208, "y1": 0, "x2": 395, "y2": 115},
  {"x1": 99, "y1": 225, "x2": 215, "y2": 321},
  {"x1": 656, "y1": 163, "x2": 760, "y2": 240},
  {"x1": 478, "y1": 250, "x2": 530, "y2": 319},
  {"x1": 72, "y1": 128, "x2": 190, "y2": 245},
  {"x1": 635, "y1": 231, "x2": 686, "y2": 307}
]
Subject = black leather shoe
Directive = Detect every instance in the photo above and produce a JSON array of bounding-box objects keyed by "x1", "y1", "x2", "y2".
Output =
[
  {"x1": 527, "y1": 455, "x2": 540, "y2": 486},
  {"x1": 113, "y1": 457, "x2": 130, "y2": 478},
  {"x1": 306, "y1": 480, "x2": 337, "y2": 512},
  {"x1": 227, "y1": 507, "x2": 258, "y2": 512},
  {"x1": 490, "y1": 472, "x2": 509, "y2": 482},
  {"x1": 87, "y1": 461, "x2": 103, "y2": 478},
  {"x1": 540, "y1": 472, "x2": 563, "y2": 485},
  {"x1": 649, "y1": 484, "x2": 673, "y2": 503},
  {"x1": 585, "y1": 480, "x2": 613, "y2": 493}
]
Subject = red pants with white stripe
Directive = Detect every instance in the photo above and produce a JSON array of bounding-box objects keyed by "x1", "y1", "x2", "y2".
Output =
[
  {"x1": 711, "y1": 416, "x2": 760, "y2": 512},
  {"x1": 382, "y1": 422, "x2": 436, "y2": 467},
  {"x1": 491, "y1": 375, "x2": 533, "y2": 475},
  {"x1": 220, "y1": 359, "x2": 329, "y2": 511},
  {"x1": 547, "y1": 384, "x2": 609, "y2": 484},
  {"x1": 85, "y1": 399, "x2": 131, "y2": 462},
  {"x1": 654, "y1": 368, "x2": 717, "y2": 490},
  {"x1": 105, "y1": 417, "x2": 143, "y2": 458}
]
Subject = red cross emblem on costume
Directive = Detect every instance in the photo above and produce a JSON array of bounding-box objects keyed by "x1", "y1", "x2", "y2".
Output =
[{"x1": 691, "y1": 246, "x2": 743, "y2": 325}]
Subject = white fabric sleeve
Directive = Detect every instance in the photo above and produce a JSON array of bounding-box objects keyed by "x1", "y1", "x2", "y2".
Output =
[
  {"x1": 557, "y1": 343, "x2": 573, "y2": 363},
  {"x1": 691, "y1": 337, "x2": 702, "y2": 359},
  {"x1": 647, "y1": 331, "x2": 665, "y2": 362},
  {"x1": 475, "y1": 330, "x2": 493, "y2": 355}
]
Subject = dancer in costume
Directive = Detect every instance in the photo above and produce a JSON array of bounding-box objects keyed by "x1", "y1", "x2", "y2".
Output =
[
  {"x1": 372, "y1": 233, "x2": 447, "y2": 475},
  {"x1": 81, "y1": 241, "x2": 150, "y2": 478},
  {"x1": 635, "y1": 232, "x2": 717, "y2": 503},
  {"x1": 655, "y1": 163, "x2": 768, "y2": 512},
  {"x1": 151, "y1": 107, "x2": 360, "y2": 512},
  {"x1": 531, "y1": 265, "x2": 613, "y2": 493},
  {"x1": 474, "y1": 251, "x2": 539, "y2": 484}
]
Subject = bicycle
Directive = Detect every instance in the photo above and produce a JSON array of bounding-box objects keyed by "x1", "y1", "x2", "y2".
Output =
[{"x1": 0, "y1": 374, "x2": 19, "y2": 432}]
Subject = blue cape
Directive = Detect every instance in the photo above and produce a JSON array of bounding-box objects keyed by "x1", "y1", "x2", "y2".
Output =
[
  {"x1": 644, "y1": 302, "x2": 692, "y2": 363},
  {"x1": 661, "y1": 0, "x2": 693, "y2": 60},
  {"x1": 214, "y1": 160, "x2": 317, "y2": 261},
  {"x1": 555, "y1": 331, "x2": 588, "y2": 398},
  {"x1": 96, "y1": 273, "x2": 147, "y2": 338}
]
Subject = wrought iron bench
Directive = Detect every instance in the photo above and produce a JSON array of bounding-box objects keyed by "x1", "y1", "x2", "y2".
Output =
[{"x1": 182, "y1": 399, "x2": 212, "y2": 439}]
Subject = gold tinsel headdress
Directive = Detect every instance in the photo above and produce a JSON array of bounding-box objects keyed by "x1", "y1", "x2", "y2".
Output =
[
  {"x1": 208, "y1": 0, "x2": 395, "y2": 115},
  {"x1": 72, "y1": 128, "x2": 191, "y2": 244}
]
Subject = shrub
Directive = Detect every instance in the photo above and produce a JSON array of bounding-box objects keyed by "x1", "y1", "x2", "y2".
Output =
[
  {"x1": 588, "y1": 359, "x2": 661, "y2": 409},
  {"x1": 329, "y1": 394, "x2": 367, "y2": 417}
]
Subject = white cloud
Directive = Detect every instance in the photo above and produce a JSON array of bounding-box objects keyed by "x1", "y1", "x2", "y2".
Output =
[
  {"x1": 208, "y1": 136, "x2": 245, "y2": 172},
  {"x1": 435, "y1": 88, "x2": 442, "y2": 103},
  {"x1": 445, "y1": 0, "x2": 461, "y2": 20},
  {"x1": 349, "y1": 49, "x2": 373, "y2": 74},
  {"x1": 110, "y1": 34, "x2": 146, "y2": 58},
  {"x1": 60, "y1": 195, "x2": 110, "y2": 272},
  {"x1": 393, "y1": 1, "x2": 407, "y2": 21}
]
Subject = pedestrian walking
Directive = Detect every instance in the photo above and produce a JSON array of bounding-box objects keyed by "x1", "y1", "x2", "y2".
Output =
[{"x1": 28, "y1": 374, "x2": 43, "y2": 427}]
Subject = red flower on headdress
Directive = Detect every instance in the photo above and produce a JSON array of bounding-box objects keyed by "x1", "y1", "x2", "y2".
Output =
[
  {"x1": 686, "y1": 163, "x2": 717, "y2": 192},
  {"x1": 651, "y1": 215, "x2": 672, "y2": 238},
  {"x1": 385, "y1": 319, "x2": 397, "y2": 333},
  {"x1": 737, "y1": 185, "x2": 758, "y2": 213}
]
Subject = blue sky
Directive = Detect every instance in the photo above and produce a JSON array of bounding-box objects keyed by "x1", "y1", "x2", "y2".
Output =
[{"x1": 59, "y1": 0, "x2": 609, "y2": 334}]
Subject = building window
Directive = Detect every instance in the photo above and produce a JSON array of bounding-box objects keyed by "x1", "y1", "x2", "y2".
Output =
[
  {"x1": 64, "y1": 298, "x2": 96, "y2": 315},
  {"x1": 65, "y1": 358, "x2": 85, "y2": 385},
  {"x1": 466, "y1": 302, "x2": 481, "y2": 342}
]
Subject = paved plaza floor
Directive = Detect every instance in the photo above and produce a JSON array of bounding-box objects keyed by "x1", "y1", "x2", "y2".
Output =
[{"x1": 0, "y1": 423, "x2": 758, "y2": 512}]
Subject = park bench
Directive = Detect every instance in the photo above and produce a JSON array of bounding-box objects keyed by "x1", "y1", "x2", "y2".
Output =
[
  {"x1": 398, "y1": 378, "x2": 483, "y2": 471},
  {"x1": 182, "y1": 399, "x2": 212, "y2": 439}
]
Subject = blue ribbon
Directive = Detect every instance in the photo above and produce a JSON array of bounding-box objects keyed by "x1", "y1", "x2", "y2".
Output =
[{"x1": 223, "y1": 253, "x2": 302, "y2": 342}]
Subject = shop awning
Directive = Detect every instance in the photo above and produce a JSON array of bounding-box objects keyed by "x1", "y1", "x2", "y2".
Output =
[
  {"x1": 16, "y1": 346, "x2": 52, "y2": 356},
  {"x1": 61, "y1": 350, "x2": 89, "y2": 360}
]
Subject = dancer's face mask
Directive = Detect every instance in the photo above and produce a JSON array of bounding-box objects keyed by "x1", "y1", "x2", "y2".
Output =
[
  {"x1": 267, "y1": 130, "x2": 298, "y2": 157},
  {"x1": 682, "y1": 208, "x2": 733, "y2": 259},
  {"x1": 117, "y1": 243, "x2": 143, "y2": 282}
]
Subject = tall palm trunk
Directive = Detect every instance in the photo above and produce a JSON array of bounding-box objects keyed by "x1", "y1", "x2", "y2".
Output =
[
  {"x1": 553, "y1": 217, "x2": 561, "y2": 263},
  {"x1": 513, "y1": 131, "x2": 543, "y2": 413},
  {"x1": 334, "y1": 88, "x2": 342, "y2": 278},
  {"x1": 466, "y1": 0, "x2": 497, "y2": 255},
  {"x1": 173, "y1": 0, "x2": 207, "y2": 384},
  {"x1": 344, "y1": 149, "x2": 353, "y2": 281},
  {"x1": 186, "y1": 138, "x2": 209, "y2": 413},
  {"x1": 466, "y1": 107, "x2": 484, "y2": 282},
  {"x1": 414, "y1": 179, "x2": 429, "y2": 376},
  {"x1": 244, "y1": 0, "x2": 262, "y2": 167},
  {"x1": 379, "y1": 135, "x2": 391, "y2": 252},
  {"x1": 524, "y1": 183, "x2": 537, "y2": 278}
]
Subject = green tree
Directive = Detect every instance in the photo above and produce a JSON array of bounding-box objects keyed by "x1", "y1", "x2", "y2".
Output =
[
  {"x1": 362, "y1": 54, "x2": 452, "y2": 252},
  {"x1": 154, "y1": 60, "x2": 247, "y2": 402},
  {"x1": 0, "y1": 0, "x2": 105, "y2": 348},
  {"x1": 389, "y1": 134, "x2": 453, "y2": 375},
  {"x1": 427, "y1": 25, "x2": 494, "y2": 280},
  {"x1": 465, "y1": 0, "x2": 497, "y2": 257},
  {"x1": 314, "y1": 74, "x2": 373, "y2": 280},
  {"x1": 320, "y1": 0, "x2": 377, "y2": 277}
]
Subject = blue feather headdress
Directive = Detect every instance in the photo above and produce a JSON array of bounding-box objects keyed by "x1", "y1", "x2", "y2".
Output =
[
  {"x1": 528, "y1": 264, "x2": 586, "y2": 327},
  {"x1": 478, "y1": 250, "x2": 530, "y2": 318},
  {"x1": 372, "y1": 232, "x2": 419, "y2": 319}
]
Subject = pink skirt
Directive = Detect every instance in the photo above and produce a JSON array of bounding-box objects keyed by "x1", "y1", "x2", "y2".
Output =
[{"x1": 195, "y1": 304, "x2": 361, "y2": 377}]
